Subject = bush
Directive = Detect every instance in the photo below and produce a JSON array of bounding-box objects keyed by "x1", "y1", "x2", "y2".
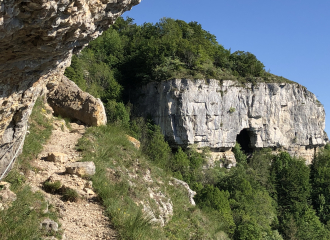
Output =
[
  {"x1": 43, "y1": 180, "x2": 62, "y2": 194},
  {"x1": 105, "y1": 100, "x2": 130, "y2": 128},
  {"x1": 143, "y1": 124, "x2": 172, "y2": 168},
  {"x1": 62, "y1": 188, "x2": 79, "y2": 202},
  {"x1": 232, "y1": 142, "x2": 247, "y2": 165}
]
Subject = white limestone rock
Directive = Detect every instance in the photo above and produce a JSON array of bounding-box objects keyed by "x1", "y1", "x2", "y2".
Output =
[{"x1": 135, "y1": 79, "x2": 328, "y2": 163}]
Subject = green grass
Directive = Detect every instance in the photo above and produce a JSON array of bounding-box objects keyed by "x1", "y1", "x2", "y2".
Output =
[
  {"x1": 77, "y1": 124, "x2": 230, "y2": 239},
  {"x1": 77, "y1": 125, "x2": 164, "y2": 239},
  {"x1": 1, "y1": 97, "x2": 61, "y2": 240},
  {"x1": 62, "y1": 188, "x2": 79, "y2": 202},
  {"x1": 0, "y1": 185, "x2": 61, "y2": 240}
]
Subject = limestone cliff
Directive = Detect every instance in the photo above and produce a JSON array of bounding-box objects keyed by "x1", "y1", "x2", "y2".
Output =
[
  {"x1": 0, "y1": 0, "x2": 141, "y2": 178},
  {"x1": 135, "y1": 79, "x2": 327, "y2": 164}
]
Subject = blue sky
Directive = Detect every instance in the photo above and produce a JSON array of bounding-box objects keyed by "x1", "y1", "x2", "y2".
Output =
[{"x1": 123, "y1": 0, "x2": 330, "y2": 134}]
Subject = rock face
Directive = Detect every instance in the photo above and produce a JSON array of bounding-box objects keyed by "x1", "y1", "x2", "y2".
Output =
[
  {"x1": 0, "y1": 0, "x2": 141, "y2": 178},
  {"x1": 171, "y1": 178, "x2": 196, "y2": 206},
  {"x1": 135, "y1": 79, "x2": 327, "y2": 164},
  {"x1": 47, "y1": 75, "x2": 107, "y2": 126}
]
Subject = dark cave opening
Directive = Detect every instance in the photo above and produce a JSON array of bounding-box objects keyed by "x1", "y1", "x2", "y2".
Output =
[{"x1": 236, "y1": 128, "x2": 254, "y2": 154}]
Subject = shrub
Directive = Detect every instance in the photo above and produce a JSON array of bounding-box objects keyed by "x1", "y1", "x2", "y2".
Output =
[
  {"x1": 143, "y1": 124, "x2": 172, "y2": 168},
  {"x1": 105, "y1": 100, "x2": 130, "y2": 128},
  {"x1": 232, "y1": 142, "x2": 247, "y2": 165},
  {"x1": 43, "y1": 180, "x2": 62, "y2": 194},
  {"x1": 62, "y1": 188, "x2": 79, "y2": 202}
]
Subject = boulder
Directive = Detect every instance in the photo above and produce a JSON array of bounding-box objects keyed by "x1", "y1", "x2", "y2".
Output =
[
  {"x1": 126, "y1": 135, "x2": 141, "y2": 149},
  {"x1": 47, "y1": 76, "x2": 107, "y2": 126},
  {"x1": 40, "y1": 218, "x2": 59, "y2": 232},
  {"x1": 66, "y1": 162, "x2": 96, "y2": 177},
  {"x1": 47, "y1": 152, "x2": 68, "y2": 163}
]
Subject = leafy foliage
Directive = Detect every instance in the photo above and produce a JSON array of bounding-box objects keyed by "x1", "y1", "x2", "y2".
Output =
[{"x1": 311, "y1": 145, "x2": 330, "y2": 224}]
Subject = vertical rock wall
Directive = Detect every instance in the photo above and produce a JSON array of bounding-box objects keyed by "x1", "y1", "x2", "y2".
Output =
[
  {"x1": 0, "y1": 0, "x2": 141, "y2": 178},
  {"x1": 135, "y1": 79, "x2": 328, "y2": 164}
]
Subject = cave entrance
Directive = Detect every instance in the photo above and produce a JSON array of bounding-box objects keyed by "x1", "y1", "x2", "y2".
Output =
[{"x1": 236, "y1": 128, "x2": 254, "y2": 154}]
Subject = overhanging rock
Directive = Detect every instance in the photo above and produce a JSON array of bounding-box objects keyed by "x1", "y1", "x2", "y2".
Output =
[{"x1": 0, "y1": 0, "x2": 141, "y2": 178}]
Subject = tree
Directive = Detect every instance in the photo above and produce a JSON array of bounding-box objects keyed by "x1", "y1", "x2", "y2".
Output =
[
  {"x1": 195, "y1": 185, "x2": 235, "y2": 235},
  {"x1": 232, "y1": 142, "x2": 247, "y2": 165},
  {"x1": 311, "y1": 146, "x2": 330, "y2": 223},
  {"x1": 229, "y1": 51, "x2": 265, "y2": 77},
  {"x1": 143, "y1": 124, "x2": 172, "y2": 168}
]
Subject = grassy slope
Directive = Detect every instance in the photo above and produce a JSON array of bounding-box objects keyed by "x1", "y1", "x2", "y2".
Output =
[{"x1": 77, "y1": 125, "x2": 229, "y2": 240}]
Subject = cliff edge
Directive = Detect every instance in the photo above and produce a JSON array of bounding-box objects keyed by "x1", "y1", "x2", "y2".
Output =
[{"x1": 135, "y1": 79, "x2": 327, "y2": 164}]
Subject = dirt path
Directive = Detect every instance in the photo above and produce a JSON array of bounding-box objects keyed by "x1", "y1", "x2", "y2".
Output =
[{"x1": 26, "y1": 118, "x2": 116, "y2": 240}]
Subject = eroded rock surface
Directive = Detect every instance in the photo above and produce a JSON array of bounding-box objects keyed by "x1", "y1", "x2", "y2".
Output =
[
  {"x1": 0, "y1": 0, "x2": 141, "y2": 177},
  {"x1": 135, "y1": 79, "x2": 328, "y2": 163},
  {"x1": 47, "y1": 75, "x2": 107, "y2": 126},
  {"x1": 171, "y1": 178, "x2": 196, "y2": 206}
]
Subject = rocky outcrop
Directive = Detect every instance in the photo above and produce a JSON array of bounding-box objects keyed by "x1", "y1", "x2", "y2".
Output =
[
  {"x1": 126, "y1": 134, "x2": 141, "y2": 149},
  {"x1": 0, "y1": 0, "x2": 141, "y2": 178},
  {"x1": 135, "y1": 79, "x2": 327, "y2": 164},
  {"x1": 47, "y1": 76, "x2": 107, "y2": 126},
  {"x1": 171, "y1": 178, "x2": 196, "y2": 206},
  {"x1": 0, "y1": 181, "x2": 17, "y2": 210},
  {"x1": 66, "y1": 161, "x2": 96, "y2": 176}
]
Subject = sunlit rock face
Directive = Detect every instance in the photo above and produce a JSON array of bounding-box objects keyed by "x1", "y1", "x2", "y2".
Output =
[
  {"x1": 0, "y1": 0, "x2": 141, "y2": 177},
  {"x1": 135, "y1": 79, "x2": 327, "y2": 164}
]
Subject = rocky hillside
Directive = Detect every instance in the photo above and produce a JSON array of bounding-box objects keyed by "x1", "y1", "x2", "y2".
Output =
[
  {"x1": 135, "y1": 79, "x2": 327, "y2": 165},
  {"x1": 0, "y1": 0, "x2": 141, "y2": 178}
]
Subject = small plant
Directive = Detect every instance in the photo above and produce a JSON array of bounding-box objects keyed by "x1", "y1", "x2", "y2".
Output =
[
  {"x1": 43, "y1": 180, "x2": 62, "y2": 194},
  {"x1": 229, "y1": 107, "x2": 236, "y2": 113},
  {"x1": 292, "y1": 137, "x2": 297, "y2": 143},
  {"x1": 62, "y1": 188, "x2": 79, "y2": 202}
]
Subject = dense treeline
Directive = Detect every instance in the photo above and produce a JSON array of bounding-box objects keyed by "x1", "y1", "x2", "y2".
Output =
[{"x1": 64, "y1": 17, "x2": 330, "y2": 239}]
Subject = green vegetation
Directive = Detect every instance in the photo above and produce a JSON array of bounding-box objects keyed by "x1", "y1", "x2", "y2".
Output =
[
  {"x1": 77, "y1": 124, "x2": 229, "y2": 239},
  {"x1": 1, "y1": 98, "x2": 61, "y2": 240},
  {"x1": 43, "y1": 180, "x2": 62, "y2": 194},
  {"x1": 62, "y1": 188, "x2": 79, "y2": 202},
  {"x1": 65, "y1": 17, "x2": 293, "y2": 109},
  {"x1": 229, "y1": 107, "x2": 236, "y2": 114},
  {"x1": 0, "y1": 186, "x2": 61, "y2": 240},
  {"x1": 61, "y1": 15, "x2": 330, "y2": 240},
  {"x1": 73, "y1": 113, "x2": 330, "y2": 239}
]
